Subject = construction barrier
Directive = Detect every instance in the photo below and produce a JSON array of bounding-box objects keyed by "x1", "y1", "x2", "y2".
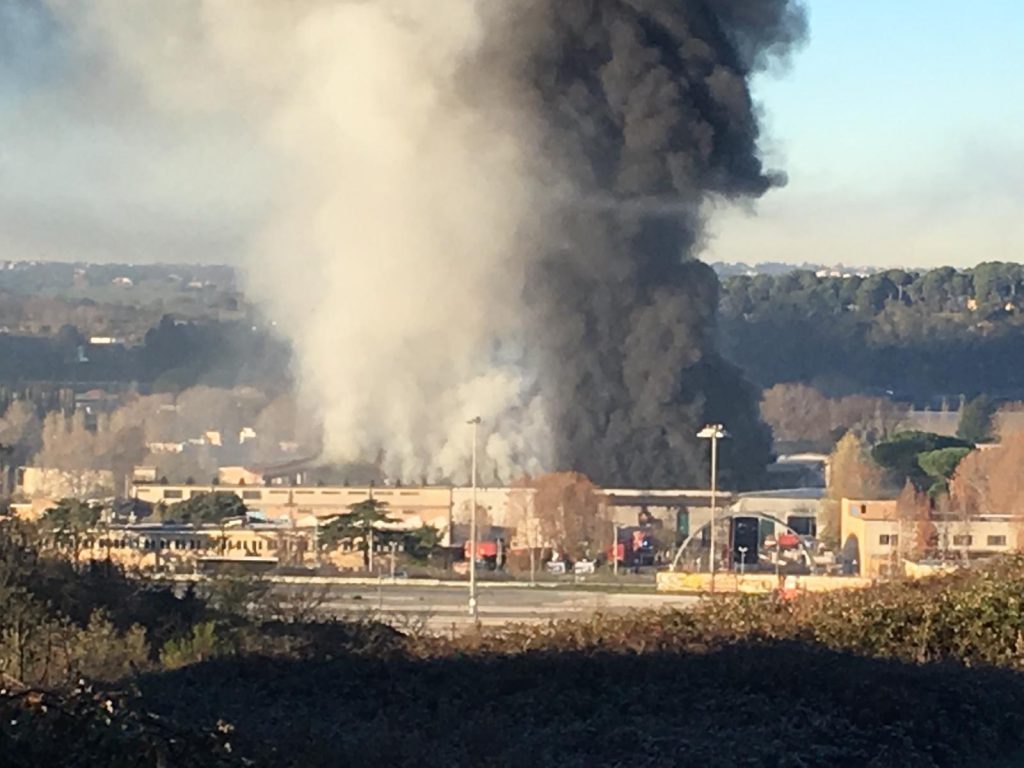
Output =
[{"x1": 656, "y1": 571, "x2": 872, "y2": 594}]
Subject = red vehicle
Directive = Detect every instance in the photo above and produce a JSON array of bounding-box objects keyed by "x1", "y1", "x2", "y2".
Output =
[
  {"x1": 463, "y1": 540, "x2": 499, "y2": 560},
  {"x1": 609, "y1": 528, "x2": 656, "y2": 566},
  {"x1": 765, "y1": 533, "x2": 802, "y2": 551}
]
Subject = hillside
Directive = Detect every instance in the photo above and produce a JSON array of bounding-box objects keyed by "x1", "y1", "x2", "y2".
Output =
[{"x1": 7, "y1": 530, "x2": 1024, "y2": 765}]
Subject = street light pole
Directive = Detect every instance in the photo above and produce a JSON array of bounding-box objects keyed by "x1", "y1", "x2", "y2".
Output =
[
  {"x1": 610, "y1": 524, "x2": 618, "y2": 577},
  {"x1": 528, "y1": 495, "x2": 536, "y2": 587},
  {"x1": 467, "y1": 416, "x2": 481, "y2": 620},
  {"x1": 697, "y1": 424, "x2": 728, "y2": 594}
]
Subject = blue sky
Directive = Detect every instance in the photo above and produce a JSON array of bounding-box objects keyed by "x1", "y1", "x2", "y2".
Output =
[
  {"x1": 706, "y1": 0, "x2": 1024, "y2": 268},
  {"x1": 1, "y1": 1, "x2": 1021, "y2": 269}
]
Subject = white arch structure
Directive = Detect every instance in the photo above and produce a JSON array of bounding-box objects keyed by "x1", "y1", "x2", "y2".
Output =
[{"x1": 669, "y1": 509, "x2": 816, "y2": 572}]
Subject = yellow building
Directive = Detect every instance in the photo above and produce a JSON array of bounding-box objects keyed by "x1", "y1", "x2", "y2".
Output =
[
  {"x1": 19, "y1": 467, "x2": 116, "y2": 500},
  {"x1": 45, "y1": 518, "x2": 317, "y2": 572},
  {"x1": 841, "y1": 497, "x2": 1022, "y2": 578},
  {"x1": 132, "y1": 483, "x2": 456, "y2": 542},
  {"x1": 840, "y1": 498, "x2": 900, "y2": 578}
]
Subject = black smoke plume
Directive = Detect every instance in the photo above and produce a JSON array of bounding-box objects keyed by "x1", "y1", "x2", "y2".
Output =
[{"x1": 502, "y1": 0, "x2": 806, "y2": 488}]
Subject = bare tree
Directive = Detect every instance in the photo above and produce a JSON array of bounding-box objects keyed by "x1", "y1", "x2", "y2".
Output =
[
  {"x1": 760, "y1": 383, "x2": 832, "y2": 445},
  {"x1": 761, "y1": 383, "x2": 908, "y2": 447},
  {"x1": 950, "y1": 433, "x2": 1024, "y2": 554},
  {"x1": 823, "y1": 433, "x2": 885, "y2": 547},
  {"x1": 531, "y1": 472, "x2": 608, "y2": 561},
  {"x1": 896, "y1": 480, "x2": 934, "y2": 569}
]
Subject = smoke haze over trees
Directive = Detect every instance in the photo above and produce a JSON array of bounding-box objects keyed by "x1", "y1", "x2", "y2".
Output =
[{"x1": 8, "y1": 1, "x2": 806, "y2": 490}]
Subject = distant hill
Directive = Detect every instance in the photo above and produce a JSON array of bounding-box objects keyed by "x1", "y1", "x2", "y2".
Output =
[{"x1": 718, "y1": 262, "x2": 1024, "y2": 405}]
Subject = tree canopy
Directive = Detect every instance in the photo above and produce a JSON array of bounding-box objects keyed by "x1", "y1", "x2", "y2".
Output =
[
  {"x1": 42, "y1": 499, "x2": 103, "y2": 562},
  {"x1": 165, "y1": 492, "x2": 247, "y2": 525},
  {"x1": 957, "y1": 395, "x2": 996, "y2": 443},
  {"x1": 719, "y1": 262, "x2": 1024, "y2": 404},
  {"x1": 319, "y1": 499, "x2": 399, "y2": 568},
  {"x1": 871, "y1": 432, "x2": 972, "y2": 490}
]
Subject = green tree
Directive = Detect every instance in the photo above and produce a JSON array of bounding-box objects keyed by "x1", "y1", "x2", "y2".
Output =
[
  {"x1": 319, "y1": 499, "x2": 398, "y2": 569},
  {"x1": 957, "y1": 395, "x2": 995, "y2": 443},
  {"x1": 403, "y1": 525, "x2": 442, "y2": 562},
  {"x1": 166, "y1": 491, "x2": 247, "y2": 525},
  {"x1": 972, "y1": 262, "x2": 1014, "y2": 309},
  {"x1": 855, "y1": 274, "x2": 898, "y2": 313},
  {"x1": 917, "y1": 446, "x2": 971, "y2": 496},
  {"x1": 918, "y1": 266, "x2": 957, "y2": 311},
  {"x1": 872, "y1": 431, "x2": 972, "y2": 490},
  {"x1": 41, "y1": 499, "x2": 102, "y2": 567}
]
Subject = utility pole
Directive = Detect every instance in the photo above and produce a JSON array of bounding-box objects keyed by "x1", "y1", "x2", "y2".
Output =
[
  {"x1": 390, "y1": 540, "x2": 397, "y2": 581},
  {"x1": 467, "y1": 416, "x2": 481, "y2": 620},
  {"x1": 698, "y1": 424, "x2": 728, "y2": 594},
  {"x1": 367, "y1": 481, "x2": 375, "y2": 572},
  {"x1": 313, "y1": 516, "x2": 319, "y2": 568},
  {"x1": 612, "y1": 521, "x2": 619, "y2": 577},
  {"x1": 528, "y1": 495, "x2": 536, "y2": 587}
]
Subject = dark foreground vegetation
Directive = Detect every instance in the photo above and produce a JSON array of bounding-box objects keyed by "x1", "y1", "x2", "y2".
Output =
[{"x1": 6, "y1": 520, "x2": 1024, "y2": 766}]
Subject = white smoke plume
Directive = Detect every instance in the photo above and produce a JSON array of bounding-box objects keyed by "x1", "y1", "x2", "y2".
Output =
[
  {"x1": 46, "y1": 0, "x2": 557, "y2": 483},
  {"x1": 23, "y1": 0, "x2": 803, "y2": 488}
]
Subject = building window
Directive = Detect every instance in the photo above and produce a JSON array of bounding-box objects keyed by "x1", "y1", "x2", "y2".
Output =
[
  {"x1": 879, "y1": 534, "x2": 898, "y2": 546},
  {"x1": 987, "y1": 535, "x2": 1007, "y2": 547},
  {"x1": 242, "y1": 490, "x2": 262, "y2": 500},
  {"x1": 163, "y1": 489, "x2": 183, "y2": 499},
  {"x1": 788, "y1": 516, "x2": 816, "y2": 537},
  {"x1": 953, "y1": 535, "x2": 973, "y2": 546}
]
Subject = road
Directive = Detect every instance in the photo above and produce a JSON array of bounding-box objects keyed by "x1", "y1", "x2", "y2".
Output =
[{"x1": 296, "y1": 583, "x2": 701, "y2": 633}]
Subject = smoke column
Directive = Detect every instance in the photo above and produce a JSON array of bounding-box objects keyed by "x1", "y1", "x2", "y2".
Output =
[
  {"x1": 35, "y1": 0, "x2": 805, "y2": 487},
  {"x1": 507, "y1": 0, "x2": 807, "y2": 487}
]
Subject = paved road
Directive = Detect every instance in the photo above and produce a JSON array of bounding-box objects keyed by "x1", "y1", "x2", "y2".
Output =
[{"x1": 298, "y1": 584, "x2": 700, "y2": 632}]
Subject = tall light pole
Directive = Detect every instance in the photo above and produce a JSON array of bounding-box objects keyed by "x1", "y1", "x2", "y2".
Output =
[
  {"x1": 467, "y1": 416, "x2": 481, "y2": 620},
  {"x1": 612, "y1": 521, "x2": 619, "y2": 577},
  {"x1": 697, "y1": 424, "x2": 728, "y2": 593},
  {"x1": 527, "y1": 494, "x2": 536, "y2": 587}
]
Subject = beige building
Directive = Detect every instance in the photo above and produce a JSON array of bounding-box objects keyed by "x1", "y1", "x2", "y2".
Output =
[
  {"x1": 19, "y1": 467, "x2": 116, "y2": 500},
  {"x1": 129, "y1": 481, "x2": 752, "y2": 551},
  {"x1": 601, "y1": 488, "x2": 731, "y2": 545},
  {"x1": 44, "y1": 518, "x2": 317, "y2": 571},
  {"x1": 840, "y1": 498, "x2": 1021, "y2": 578},
  {"x1": 132, "y1": 483, "x2": 457, "y2": 542}
]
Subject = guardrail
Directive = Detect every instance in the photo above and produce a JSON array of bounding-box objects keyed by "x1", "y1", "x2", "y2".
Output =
[{"x1": 145, "y1": 573, "x2": 594, "y2": 589}]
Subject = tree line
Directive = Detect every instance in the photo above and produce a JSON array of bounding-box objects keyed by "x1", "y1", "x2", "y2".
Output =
[{"x1": 720, "y1": 262, "x2": 1024, "y2": 404}]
